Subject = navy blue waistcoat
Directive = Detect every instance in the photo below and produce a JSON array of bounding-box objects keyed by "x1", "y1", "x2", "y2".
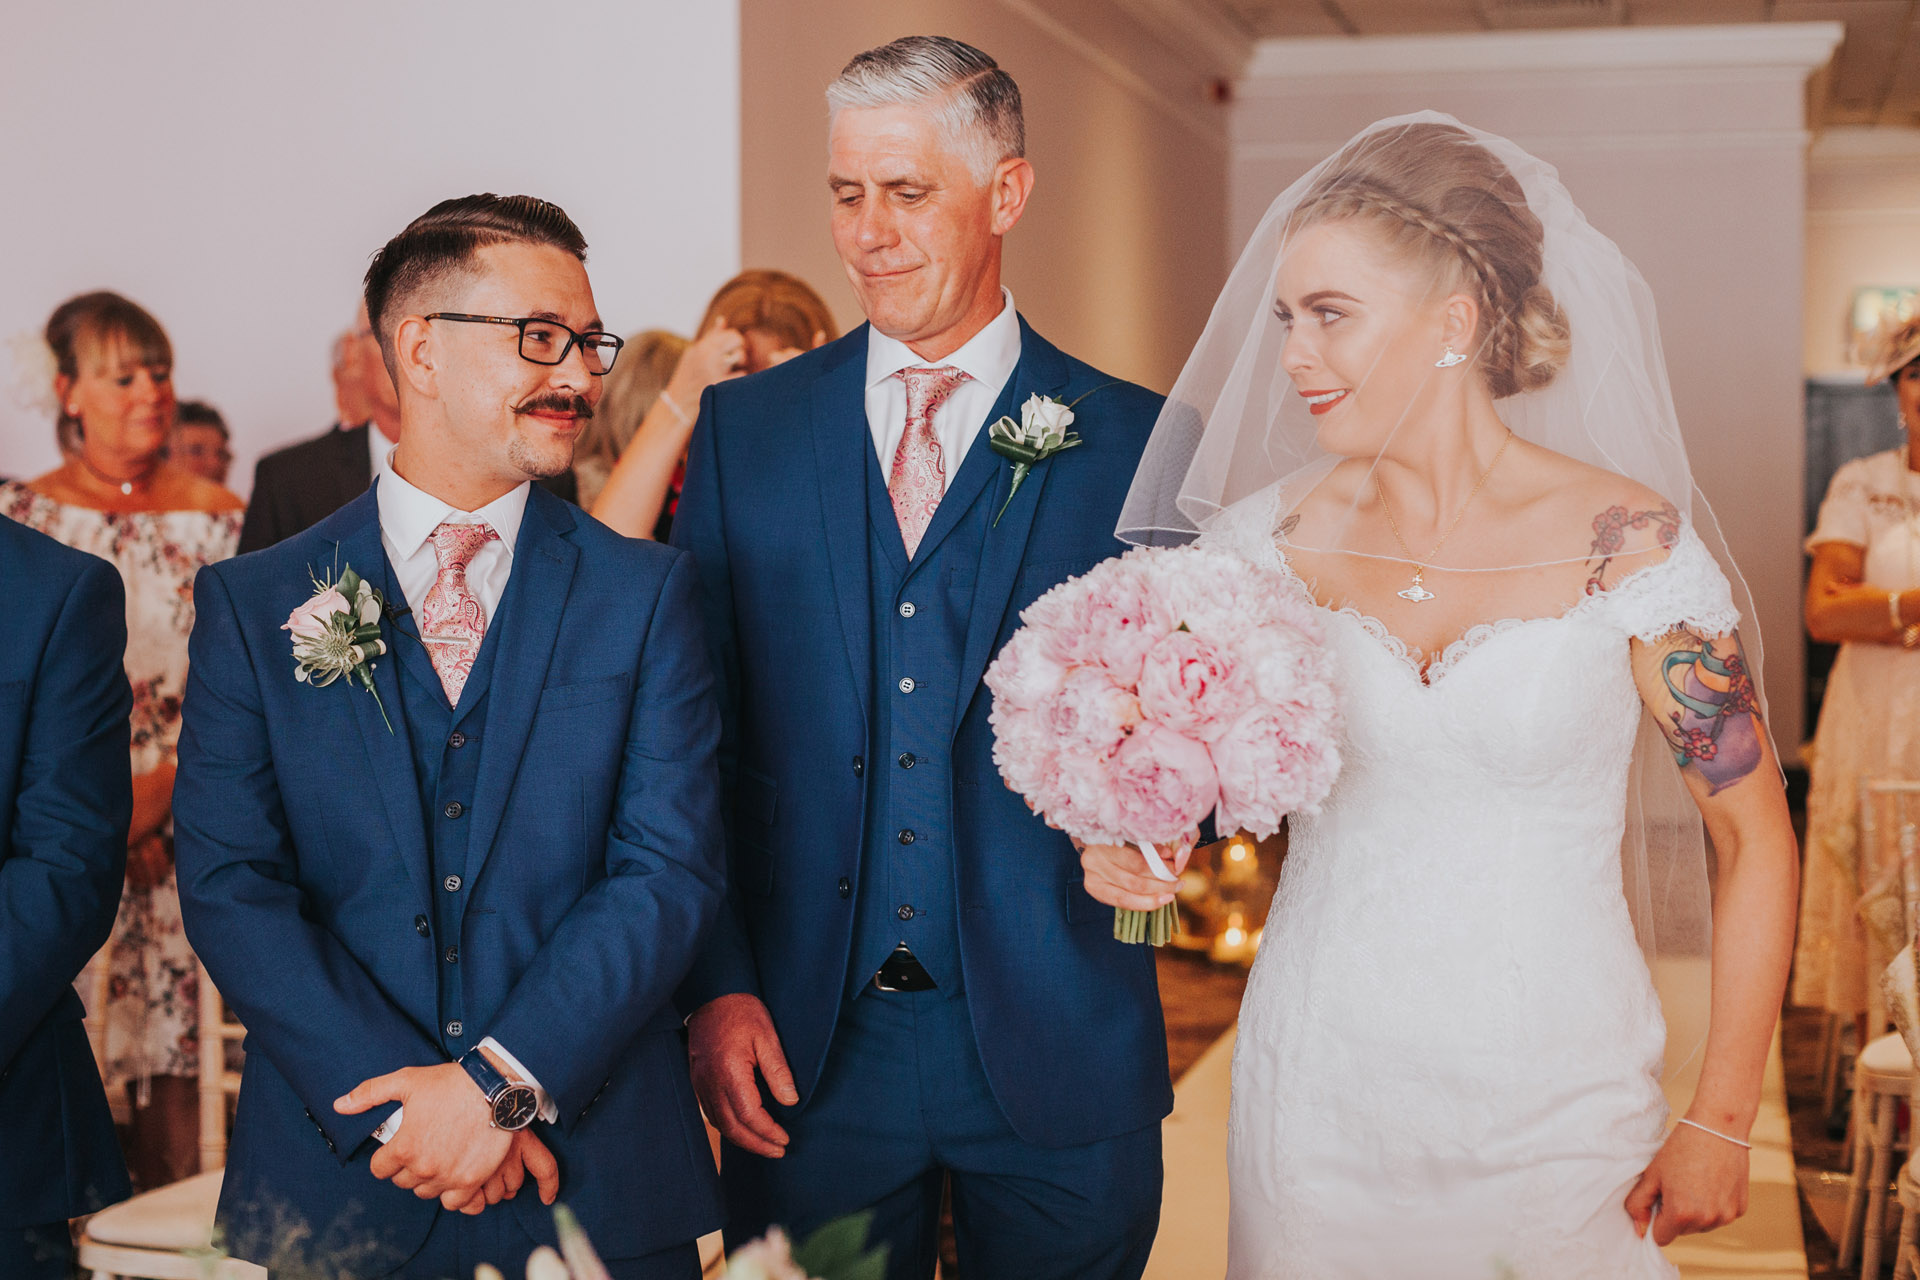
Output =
[
  {"x1": 849, "y1": 438, "x2": 1002, "y2": 997},
  {"x1": 384, "y1": 557, "x2": 501, "y2": 1059}
]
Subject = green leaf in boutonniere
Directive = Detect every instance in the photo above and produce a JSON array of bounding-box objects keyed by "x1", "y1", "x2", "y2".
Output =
[
  {"x1": 987, "y1": 390, "x2": 1102, "y2": 526},
  {"x1": 284, "y1": 562, "x2": 396, "y2": 732}
]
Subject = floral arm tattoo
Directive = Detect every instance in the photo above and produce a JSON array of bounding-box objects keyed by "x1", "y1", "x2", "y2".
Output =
[
  {"x1": 1586, "y1": 502, "x2": 1681, "y2": 595},
  {"x1": 1651, "y1": 627, "x2": 1764, "y2": 795}
]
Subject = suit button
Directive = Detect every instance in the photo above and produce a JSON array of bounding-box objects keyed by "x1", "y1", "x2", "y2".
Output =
[
  {"x1": 898, "y1": 829, "x2": 916, "y2": 846},
  {"x1": 852, "y1": 756, "x2": 864, "y2": 777},
  {"x1": 899, "y1": 601, "x2": 917, "y2": 618},
  {"x1": 898, "y1": 677, "x2": 915, "y2": 694},
  {"x1": 444, "y1": 875, "x2": 461, "y2": 893},
  {"x1": 449, "y1": 731, "x2": 467, "y2": 749},
  {"x1": 443, "y1": 801, "x2": 465, "y2": 819},
  {"x1": 414, "y1": 915, "x2": 431, "y2": 937},
  {"x1": 838, "y1": 877, "x2": 851, "y2": 898},
  {"x1": 446, "y1": 1021, "x2": 463, "y2": 1038},
  {"x1": 444, "y1": 946, "x2": 459, "y2": 965},
  {"x1": 898, "y1": 752, "x2": 915, "y2": 769},
  {"x1": 897, "y1": 904, "x2": 915, "y2": 921}
]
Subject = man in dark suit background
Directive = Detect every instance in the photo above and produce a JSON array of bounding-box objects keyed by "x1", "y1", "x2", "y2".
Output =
[
  {"x1": 240, "y1": 304, "x2": 576, "y2": 554},
  {"x1": 177, "y1": 194, "x2": 724, "y2": 1278},
  {"x1": 0, "y1": 517, "x2": 133, "y2": 1278},
  {"x1": 674, "y1": 36, "x2": 1170, "y2": 1280}
]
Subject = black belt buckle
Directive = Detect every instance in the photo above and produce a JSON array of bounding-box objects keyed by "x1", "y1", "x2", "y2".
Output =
[{"x1": 873, "y1": 945, "x2": 937, "y2": 992}]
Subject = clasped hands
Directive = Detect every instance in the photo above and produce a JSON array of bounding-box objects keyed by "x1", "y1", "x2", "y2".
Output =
[{"x1": 334, "y1": 1059, "x2": 558, "y2": 1215}]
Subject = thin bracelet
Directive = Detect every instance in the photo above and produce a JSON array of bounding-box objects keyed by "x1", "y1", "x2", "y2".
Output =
[
  {"x1": 657, "y1": 388, "x2": 693, "y2": 428},
  {"x1": 1894, "y1": 589, "x2": 1907, "y2": 632},
  {"x1": 1675, "y1": 1117, "x2": 1751, "y2": 1150}
]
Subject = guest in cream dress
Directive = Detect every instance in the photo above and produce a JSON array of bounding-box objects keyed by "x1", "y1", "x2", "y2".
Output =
[
  {"x1": 1801, "y1": 314, "x2": 1920, "y2": 1034},
  {"x1": 1, "y1": 291, "x2": 240, "y2": 1190}
]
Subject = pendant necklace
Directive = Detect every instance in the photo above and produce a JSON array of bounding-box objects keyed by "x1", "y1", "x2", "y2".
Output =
[
  {"x1": 75, "y1": 449, "x2": 157, "y2": 498},
  {"x1": 1376, "y1": 429, "x2": 1514, "y2": 603}
]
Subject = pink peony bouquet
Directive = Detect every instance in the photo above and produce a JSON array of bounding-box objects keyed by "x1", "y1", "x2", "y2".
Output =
[{"x1": 985, "y1": 543, "x2": 1341, "y2": 944}]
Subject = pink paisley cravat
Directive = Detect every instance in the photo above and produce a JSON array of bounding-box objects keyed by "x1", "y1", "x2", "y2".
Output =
[
  {"x1": 419, "y1": 520, "x2": 499, "y2": 705},
  {"x1": 888, "y1": 365, "x2": 971, "y2": 557}
]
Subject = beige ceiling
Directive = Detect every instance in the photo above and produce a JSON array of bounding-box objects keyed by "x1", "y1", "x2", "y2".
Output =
[{"x1": 1216, "y1": 0, "x2": 1920, "y2": 125}]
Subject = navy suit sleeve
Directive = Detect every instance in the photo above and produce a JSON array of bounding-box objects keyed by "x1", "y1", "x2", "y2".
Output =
[
  {"x1": 0, "y1": 559, "x2": 130, "y2": 1070},
  {"x1": 486, "y1": 551, "x2": 727, "y2": 1126},
  {"x1": 669, "y1": 385, "x2": 764, "y2": 1015},
  {"x1": 173, "y1": 564, "x2": 445, "y2": 1158}
]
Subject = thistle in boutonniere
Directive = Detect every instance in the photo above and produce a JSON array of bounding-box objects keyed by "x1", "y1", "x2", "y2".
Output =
[
  {"x1": 284, "y1": 564, "x2": 394, "y2": 732},
  {"x1": 987, "y1": 393, "x2": 1092, "y2": 526}
]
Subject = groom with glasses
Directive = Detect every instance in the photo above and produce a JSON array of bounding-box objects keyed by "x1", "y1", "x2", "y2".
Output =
[{"x1": 176, "y1": 194, "x2": 725, "y2": 1279}]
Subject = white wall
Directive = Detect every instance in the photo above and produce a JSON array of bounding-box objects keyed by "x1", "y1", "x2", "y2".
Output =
[
  {"x1": 0, "y1": 0, "x2": 740, "y2": 493},
  {"x1": 1232, "y1": 23, "x2": 1843, "y2": 753},
  {"x1": 1806, "y1": 126, "x2": 1920, "y2": 375},
  {"x1": 738, "y1": 0, "x2": 1243, "y2": 395}
]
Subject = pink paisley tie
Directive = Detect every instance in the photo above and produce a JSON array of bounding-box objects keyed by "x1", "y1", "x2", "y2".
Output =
[
  {"x1": 888, "y1": 366, "x2": 970, "y2": 557},
  {"x1": 419, "y1": 521, "x2": 499, "y2": 705}
]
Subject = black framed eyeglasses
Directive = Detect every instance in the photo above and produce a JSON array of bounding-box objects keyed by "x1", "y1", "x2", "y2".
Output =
[{"x1": 425, "y1": 313, "x2": 623, "y2": 375}]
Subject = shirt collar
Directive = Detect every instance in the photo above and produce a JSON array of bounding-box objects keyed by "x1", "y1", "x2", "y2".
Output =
[
  {"x1": 375, "y1": 462, "x2": 530, "y2": 563},
  {"x1": 865, "y1": 287, "x2": 1022, "y2": 392}
]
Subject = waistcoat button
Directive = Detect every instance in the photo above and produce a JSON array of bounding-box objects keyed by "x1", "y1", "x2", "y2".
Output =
[
  {"x1": 898, "y1": 677, "x2": 916, "y2": 694},
  {"x1": 897, "y1": 904, "x2": 915, "y2": 921}
]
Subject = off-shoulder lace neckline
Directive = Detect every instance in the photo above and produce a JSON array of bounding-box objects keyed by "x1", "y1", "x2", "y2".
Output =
[{"x1": 1267, "y1": 525, "x2": 1704, "y2": 688}]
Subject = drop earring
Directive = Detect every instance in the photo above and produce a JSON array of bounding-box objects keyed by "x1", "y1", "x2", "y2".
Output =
[{"x1": 1435, "y1": 348, "x2": 1467, "y2": 369}]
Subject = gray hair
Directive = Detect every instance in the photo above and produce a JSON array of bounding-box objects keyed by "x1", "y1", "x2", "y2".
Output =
[{"x1": 826, "y1": 36, "x2": 1025, "y2": 185}]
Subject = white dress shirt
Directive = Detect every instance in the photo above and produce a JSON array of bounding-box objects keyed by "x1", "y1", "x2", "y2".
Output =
[
  {"x1": 864, "y1": 288, "x2": 1023, "y2": 492},
  {"x1": 369, "y1": 464, "x2": 555, "y2": 1141}
]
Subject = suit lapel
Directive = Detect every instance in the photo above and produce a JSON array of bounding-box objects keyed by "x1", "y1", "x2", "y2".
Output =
[
  {"x1": 323, "y1": 488, "x2": 432, "y2": 895},
  {"x1": 952, "y1": 320, "x2": 1070, "y2": 736},
  {"x1": 810, "y1": 329, "x2": 875, "y2": 721},
  {"x1": 462, "y1": 488, "x2": 577, "y2": 892}
]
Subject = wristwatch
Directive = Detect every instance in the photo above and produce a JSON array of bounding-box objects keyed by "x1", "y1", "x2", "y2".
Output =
[{"x1": 458, "y1": 1047, "x2": 539, "y2": 1131}]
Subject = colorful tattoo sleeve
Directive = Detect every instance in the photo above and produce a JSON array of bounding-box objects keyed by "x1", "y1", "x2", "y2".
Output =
[{"x1": 1656, "y1": 629, "x2": 1763, "y2": 795}]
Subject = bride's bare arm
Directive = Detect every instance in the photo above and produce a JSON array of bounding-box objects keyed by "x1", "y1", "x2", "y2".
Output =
[{"x1": 1621, "y1": 624, "x2": 1797, "y2": 1243}]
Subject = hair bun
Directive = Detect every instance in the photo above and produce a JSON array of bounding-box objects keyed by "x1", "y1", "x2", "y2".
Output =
[{"x1": 1493, "y1": 283, "x2": 1571, "y2": 399}]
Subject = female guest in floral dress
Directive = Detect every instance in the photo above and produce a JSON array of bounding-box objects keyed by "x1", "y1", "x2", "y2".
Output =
[
  {"x1": 1801, "y1": 313, "x2": 1920, "y2": 1037},
  {"x1": 1, "y1": 292, "x2": 241, "y2": 1189}
]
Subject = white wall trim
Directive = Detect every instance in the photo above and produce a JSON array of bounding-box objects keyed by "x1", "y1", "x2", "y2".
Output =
[
  {"x1": 994, "y1": 0, "x2": 1231, "y2": 150},
  {"x1": 1243, "y1": 21, "x2": 1843, "y2": 81}
]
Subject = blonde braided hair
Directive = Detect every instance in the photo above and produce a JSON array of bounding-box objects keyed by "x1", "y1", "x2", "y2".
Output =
[{"x1": 1289, "y1": 125, "x2": 1571, "y2": 399}]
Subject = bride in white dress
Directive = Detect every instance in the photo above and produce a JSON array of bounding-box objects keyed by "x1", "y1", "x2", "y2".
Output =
[{"x1": 1084, "y1": 115, "x2": 1800, "y2": 1277}]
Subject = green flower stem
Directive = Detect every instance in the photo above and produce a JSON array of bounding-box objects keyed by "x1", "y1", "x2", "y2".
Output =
[
  {"x1": 992, "y1": 464, "x2": 1032, "y2": 527},
  {"x1": 1113, "y1": 901, "x2": 1178, "y2": 946}
]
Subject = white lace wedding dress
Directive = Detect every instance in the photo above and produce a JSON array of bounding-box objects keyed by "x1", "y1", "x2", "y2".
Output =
[{"x1": 1210, "y1": 488, "x2": 1739, "y2": 1280}]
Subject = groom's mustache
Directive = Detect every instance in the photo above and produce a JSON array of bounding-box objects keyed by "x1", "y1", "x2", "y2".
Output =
[{"x1": 515, "y1": 392, "x2": 594, "y2": 420}]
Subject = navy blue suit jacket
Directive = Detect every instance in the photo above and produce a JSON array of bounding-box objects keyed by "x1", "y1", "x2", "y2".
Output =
[
  {"x1": 672, "y1": 320, "x2": 1175, "y2": 1149},
  {"x1": 174, "y1": 485, "x2": 726, "y2": 1267},
  {"x1": 0, "y1": 516, "x2": 132, "y2": 1225}
]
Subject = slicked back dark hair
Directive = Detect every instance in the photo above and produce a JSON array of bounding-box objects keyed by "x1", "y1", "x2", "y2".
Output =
[{"x1": 362, "y1": 193, "x2": 588, "y2": 369}]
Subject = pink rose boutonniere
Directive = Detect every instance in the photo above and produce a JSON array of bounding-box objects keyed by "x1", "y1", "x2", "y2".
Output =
[{"x1": 284, "y1": 563, "x2": 394, "y2": 731}]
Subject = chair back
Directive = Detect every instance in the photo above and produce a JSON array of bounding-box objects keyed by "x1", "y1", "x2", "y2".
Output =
[
  {"x1": 196, "y1": 959, "x2": 244, "y2": 1170},
  {"x1": 1863, "y1": 779, "x2": 1920, "y2": 1064}
]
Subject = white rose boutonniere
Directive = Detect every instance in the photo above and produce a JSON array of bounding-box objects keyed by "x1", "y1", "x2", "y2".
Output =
[
  {"x1": 285, "y1": 563, "x2": 394, "y2": 732},
  {"x1": 987, "y1": 387, "x2": 1112, "y2": 526}
]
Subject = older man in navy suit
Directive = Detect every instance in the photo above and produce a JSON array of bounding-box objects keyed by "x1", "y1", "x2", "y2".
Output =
[
  {"x1": 176, "y1": 195, "x2": 725, "y2": 1280},
  {"x1": 0, "y1": 518, "x2": 131, "y2": 1278},
  {"x1": 674, "y1": 36, "x2": 1171, "y2": 1280}
]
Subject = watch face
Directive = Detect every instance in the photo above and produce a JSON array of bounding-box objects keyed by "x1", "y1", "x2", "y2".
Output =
[{"x1": 493, "y1": 1085, "x2": 539, "y2": 1131}]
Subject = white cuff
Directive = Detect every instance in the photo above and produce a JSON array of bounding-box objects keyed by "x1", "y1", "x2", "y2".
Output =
[
  {"x1": 480, "y1": 1036, "x2": 559, "y2": 1124},
  {"x1": 367, "y1": 1040, "x2": 557, "y2": 1145}
]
